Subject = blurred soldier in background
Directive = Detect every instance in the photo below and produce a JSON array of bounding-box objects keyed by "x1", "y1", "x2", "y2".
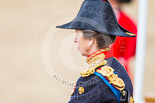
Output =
[{"x1": 109, "y1": 0, "x2": 137, "y2": 78}]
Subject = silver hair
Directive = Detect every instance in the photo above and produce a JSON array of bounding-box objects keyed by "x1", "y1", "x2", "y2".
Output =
[{"x1": 82, "y1": 30, "x2": 116, "y2": 49}]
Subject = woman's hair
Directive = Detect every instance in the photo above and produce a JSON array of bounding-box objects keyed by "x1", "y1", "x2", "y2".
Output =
[{"x1": 82, "y1": 30, "x2": 116, "y2": 49}]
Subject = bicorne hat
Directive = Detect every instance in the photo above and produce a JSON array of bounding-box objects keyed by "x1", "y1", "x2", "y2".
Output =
[{"x1": 56, "y1": 0, "x2": 136, "y2": 37}]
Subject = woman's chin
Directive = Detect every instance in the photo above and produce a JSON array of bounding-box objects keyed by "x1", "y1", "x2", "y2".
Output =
[
  {"x1": 81, "y1": 53, "x2": 85, "y2": 56},
  {"x1": 81, "y1": 53, "x2": 88, "y2": 57},
  {"x1": 78, "y1": 48, "x2": 88, "y2": 57}
]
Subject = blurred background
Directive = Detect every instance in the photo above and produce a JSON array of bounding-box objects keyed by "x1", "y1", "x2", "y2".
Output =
[{"x1": 0, "y1": 0, "x2": 155, "y2": 103}]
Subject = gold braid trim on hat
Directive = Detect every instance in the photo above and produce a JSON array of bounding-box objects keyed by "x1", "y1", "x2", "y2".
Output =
[{"x1": 126, "y1": 32, "x2": 136, "y2": 36}]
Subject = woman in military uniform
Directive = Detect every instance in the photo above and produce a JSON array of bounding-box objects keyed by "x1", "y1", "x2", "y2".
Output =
[{"x1": 56, "y1": 0, "x2": 135, "y2": 103}]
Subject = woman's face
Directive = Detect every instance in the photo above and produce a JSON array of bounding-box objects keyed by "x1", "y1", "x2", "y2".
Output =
[{"x1": 74, "y1": 30, "x2": 91, "y2": 56}]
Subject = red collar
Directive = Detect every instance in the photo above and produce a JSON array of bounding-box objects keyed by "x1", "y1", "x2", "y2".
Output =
[
  {"x1": 87, "y1": 49, "x2": 113, "y2": 63},
  {"x1": 103, "y1": 50, "x2": 113, "y2": 59}
]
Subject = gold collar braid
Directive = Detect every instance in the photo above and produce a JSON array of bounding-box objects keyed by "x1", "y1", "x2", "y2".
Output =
[
  {"x1": 86, "y1": 48, "x2": 110, "y2": 64},
  {"x1": 80, "y1": 48, "x2": 128, "y2": 94},
  {"x1": 80, "y1": 48, "x2": 110, "y2": 77}
]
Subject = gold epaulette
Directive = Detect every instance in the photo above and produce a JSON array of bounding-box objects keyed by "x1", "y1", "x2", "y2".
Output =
[
  {"x1": 96, "y1": 66, "x2": 125, "y2": 91},
  {"x1": 80, "y1": 59, "x2": 107, "y2": 77}
]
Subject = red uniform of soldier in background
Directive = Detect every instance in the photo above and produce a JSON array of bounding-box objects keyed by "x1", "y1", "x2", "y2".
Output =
[{"x1": 109, "y1": 0, "x2": 137, "y2": 77}]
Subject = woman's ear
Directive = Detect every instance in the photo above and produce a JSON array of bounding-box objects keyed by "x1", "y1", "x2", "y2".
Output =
[{"x1": 88, "y1": 38, "x2": 94, "y2": 47}]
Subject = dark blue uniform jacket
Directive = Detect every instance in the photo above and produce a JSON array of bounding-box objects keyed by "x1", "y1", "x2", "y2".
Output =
[{"x1": 68, "y1": 57, "x2": 133, "y2": 103}]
